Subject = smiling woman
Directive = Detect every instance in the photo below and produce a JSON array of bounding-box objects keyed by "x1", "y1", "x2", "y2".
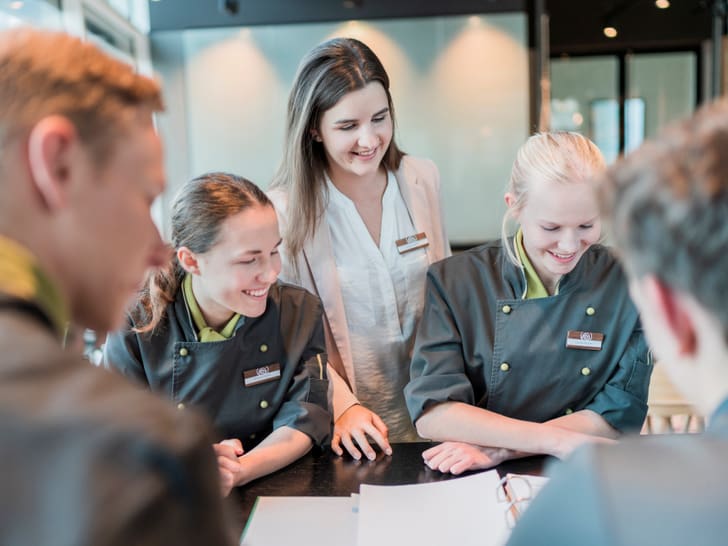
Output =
[
  {"x1": 405, "y1": 132, "x2": 652, "y2": 475},
  {"x1": 104, "y1": 172, "x2": 331, "y2": 496},
  {"x1": 268, "y1": 37, "x2": 451, "y2": 461}
]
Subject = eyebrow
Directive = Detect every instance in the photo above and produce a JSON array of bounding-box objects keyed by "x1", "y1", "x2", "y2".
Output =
[
  {"x1": 232, "y1": 239, "x2": 283, "y2": 258},
  {"x1": 333, "y1": 107, "x2": 389, "y2": 125}
]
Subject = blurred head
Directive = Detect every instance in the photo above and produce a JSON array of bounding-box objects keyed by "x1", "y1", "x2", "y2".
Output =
[
  {"x1": 0, "y1": 29, "x2": 166, "y2": 333},
  {"x1": 600, "y1": 100, "x2": 728, "y2": 406},
  {"x1": 271, "y1": 37, "x2": 405, "y2": 261},
  {"x1": 173, "y1": 173, "x2": 280, "y2": 326},
  {"x1": 503, "y1": 132, "x2": 605, "y2": 292}
]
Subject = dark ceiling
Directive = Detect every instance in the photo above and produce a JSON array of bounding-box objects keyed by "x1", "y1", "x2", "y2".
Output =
[{"x1": 148, "y1": 0, "x2": 713, "y2": 53}]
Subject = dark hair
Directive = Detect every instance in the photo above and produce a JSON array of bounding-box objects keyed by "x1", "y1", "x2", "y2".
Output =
[
  {"x1": 600, "y1": 99, "x2": 728, "y2": 341},
  {"x1": 270, "y1": 37, "x2": 405, "y2": 268},
  {"x1": 134, "y1": 172, "x2": 271, "y2": 332}
]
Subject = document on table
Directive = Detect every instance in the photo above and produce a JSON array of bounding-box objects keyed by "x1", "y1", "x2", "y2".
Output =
[
  {"x1": 240, "y1": 496, "x2": 357, "y2": 546},
  {"x1": 357, "y1": 469, "x2": 510, "y2": 546},
  {"x1": 240, "y1": 470, "x2": 546, "y2": 546}
]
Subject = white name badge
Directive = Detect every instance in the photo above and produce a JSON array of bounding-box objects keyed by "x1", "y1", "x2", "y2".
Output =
[
  {"x1": 396, "y1": 232, "x2": 429, "y2": 254},
  {"x1": 565, "y1": 330, "x2": 604, "y2": 351},
  {"x1": 243, "y1": 363, "x2": 281, "y2": 387}
]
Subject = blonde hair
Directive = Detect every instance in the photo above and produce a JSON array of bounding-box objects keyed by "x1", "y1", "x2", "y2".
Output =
[
  {"x1": 269, "y1": 37, "x2": 405, "y2": 276},
  {"x1": 0, "y1": 29, "x2": 162, "y2": 167},
  {"x1": 501, "y1": 131, "x2": 606, "y2": 265}
]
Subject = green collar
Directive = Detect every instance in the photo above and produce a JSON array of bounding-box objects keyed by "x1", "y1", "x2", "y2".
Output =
[
  {"x1": 182, "y1": 273, "x2": 240, "y2": 341},
  {"x1": 515, "y1": 228, "x2": 553, "y2": 299},
  {"x1": 0, "y1": 234, "x2": 69, "y2": 338}
]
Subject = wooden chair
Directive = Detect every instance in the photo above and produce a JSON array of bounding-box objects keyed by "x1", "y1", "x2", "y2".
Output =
[{"x1": 643, "y1": 361, "x2": 704, "y2": 434}]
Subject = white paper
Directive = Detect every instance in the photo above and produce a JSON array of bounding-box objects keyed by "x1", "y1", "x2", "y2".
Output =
[
  {"x1": 240, "y1": 496, "x2": 357, "y2": 546},
  {"x1": 356, "y1": 470, "x2": 510, "y2": 546}
]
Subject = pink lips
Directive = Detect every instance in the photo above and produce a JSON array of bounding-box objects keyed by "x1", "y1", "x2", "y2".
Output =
[
  {"x1": 352, "y1": 148, "x2": 378, "y2": 161},
  {"x1": 548, "y1": 250, "x2": 577, "y2": 264}
]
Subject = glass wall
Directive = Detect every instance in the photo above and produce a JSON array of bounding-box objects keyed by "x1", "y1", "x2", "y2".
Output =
[
  {"x1": 550, "y1": 51, "x2": 698, "y2": 163},
  {"x1": 550, "y1": 56, "x2": 619, "y2": 162},
  {"x1": 0, "y1": 0, "x2": 63, "y2": 30},
  {"x1": 154, "y1": 13, "x2": 530, "y2": 244}
]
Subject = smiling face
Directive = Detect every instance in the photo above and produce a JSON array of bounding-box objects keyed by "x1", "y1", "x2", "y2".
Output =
[
  {"x1": 510, "y1": 178, "x2": 601, "y2": 292},
  {"x1": 317, "y1": 81, "x2": 393, "y2": 183},
  {"x1": 186, "y1": 204, "x2": 282, "y2": 328}
]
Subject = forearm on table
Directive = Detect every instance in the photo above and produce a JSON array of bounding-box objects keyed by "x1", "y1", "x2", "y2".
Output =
[
  {"x1": 415, "y1": 401, "x2": 583, "y2": 458},
  {"x1": 235, "y1": 426, "x2": 312, "y2": 487},
  {"x1": 328, "y1": 364, "x2": 360, "y2": 420},
  {"x1": 546, "y1": 409, "x2": 620, "y2": 439}
]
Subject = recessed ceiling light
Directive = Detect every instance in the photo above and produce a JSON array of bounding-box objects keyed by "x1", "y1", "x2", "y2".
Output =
[
  {"x1": 655, "y1": 0, "x2": 670, "y2": 8},
  {"x1": 603, "y1": 26, "x2": 618, "y2": 38}
]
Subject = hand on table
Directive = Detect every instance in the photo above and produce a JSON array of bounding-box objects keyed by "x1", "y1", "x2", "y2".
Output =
[
  {"x1": 422, "y1": 441, "x2": 515, "y2": 474},
  {"x1": 331, "y1": 404, "x2": 392, "y2": 461},
  {"x1": 213, "y1": 438, "x2": 244, "y2": 496}
]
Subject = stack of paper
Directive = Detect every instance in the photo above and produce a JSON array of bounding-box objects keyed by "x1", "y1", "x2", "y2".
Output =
[
  {"x1": 357, "y1": 470, "x2": 510, "y2": 546},
  {"x1": 241, "y1": 470, "x2": 545, "y2": 546}
]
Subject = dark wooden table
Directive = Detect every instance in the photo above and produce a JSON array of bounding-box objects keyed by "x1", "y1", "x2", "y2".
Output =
[{"x1": 231, "y1": 442, "x2": 551, "y2": 533}]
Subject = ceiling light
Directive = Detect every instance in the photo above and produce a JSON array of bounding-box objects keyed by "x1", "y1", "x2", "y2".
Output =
[
  {"x1": 603, "y1": 26, "x2": 617, "y2": 38},
  {"x1": 655, "y1": 0, "x2": 670, "y2": 8}
]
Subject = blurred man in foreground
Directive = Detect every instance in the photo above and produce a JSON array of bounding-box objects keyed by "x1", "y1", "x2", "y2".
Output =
[
  {"x1": 0, "y1": 28, "x2": 234, "y2": 545},
  {"x1": 508, "y1": 100, "x2": 728, "y2": 546}
]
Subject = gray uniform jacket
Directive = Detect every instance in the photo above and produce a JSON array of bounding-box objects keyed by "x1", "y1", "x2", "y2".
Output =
[
  {"x1": 0, "y1": 294, "x2": 236, "y2": 546},
  {"x1": 406, "y1": 240, "x2": 651, "y2": 432},
  {"x1": 507, "y1": 400, "x2": 728, "y2": 546},
  {"x1": 105, "y1": 281, "x2": 331, "y2": 447}
]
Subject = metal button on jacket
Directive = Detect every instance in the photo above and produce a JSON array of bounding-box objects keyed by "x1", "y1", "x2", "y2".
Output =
[
  {"x1": 179, "y1": 347, "x2": 188, "y2": 356},
  {"x1": 500, "y1": 362, "x2": 510, "y2": 372},
  {"x1": 581, "y1": 367, "x2": 591, "y2": 376},
  {"x1": 259, "y1": 344, "x2": 268, "y2": 353},
  {"x1": 586, "y1": 306, "x2": 596, "y2": 316},
  {"x1": 259, "y1": 400, "x2": 269, "y2": 409},
  {"x1": 501, "y1": 305, "x2": 512, "y2": 314}
]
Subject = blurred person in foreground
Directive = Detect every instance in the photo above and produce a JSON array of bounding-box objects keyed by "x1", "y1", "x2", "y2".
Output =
[
  {"x1": 0, "y1": 28, "x2": 234, "y2": 545},
  {"x1": 508, "y1": 100, "x2": 728, "y2": 546}
]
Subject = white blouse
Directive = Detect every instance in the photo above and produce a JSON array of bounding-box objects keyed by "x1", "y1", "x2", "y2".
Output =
[{"x1": 325, "y1": 171, "x2": 429, "y2": 441}]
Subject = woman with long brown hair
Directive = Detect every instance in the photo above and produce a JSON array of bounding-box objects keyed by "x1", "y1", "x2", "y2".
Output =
[{"x1": 268, "y1": 37, "x2": 450, "y2": 460}]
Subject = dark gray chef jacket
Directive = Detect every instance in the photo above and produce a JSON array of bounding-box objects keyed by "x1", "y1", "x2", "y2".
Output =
[
  {"x1": 105, "y1": 281, "x2": 331, "y2": 447},
  {"x1": 405, "y1": 240, "x2": 651, "y2": 432}
]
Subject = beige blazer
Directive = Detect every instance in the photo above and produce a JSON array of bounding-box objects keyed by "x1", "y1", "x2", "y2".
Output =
[{"x1": 268, "y1": 155, "x2": 451, "y2": 419}]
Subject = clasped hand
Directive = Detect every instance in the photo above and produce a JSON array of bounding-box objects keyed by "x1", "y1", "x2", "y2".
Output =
[{"x1": 213, "y1": 438, "x2": 245, "y2": 496}]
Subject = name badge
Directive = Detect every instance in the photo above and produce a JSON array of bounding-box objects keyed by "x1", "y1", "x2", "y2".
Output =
[
  {"x1": 396, "y1": 232, "x2": 429, "y2": 254},
  {"x1": 565, "y1": 330, "x2": 604, "y2": 351},
  {"x1": 243, "y1": 363, "x2": 281, "y2": 387}
]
